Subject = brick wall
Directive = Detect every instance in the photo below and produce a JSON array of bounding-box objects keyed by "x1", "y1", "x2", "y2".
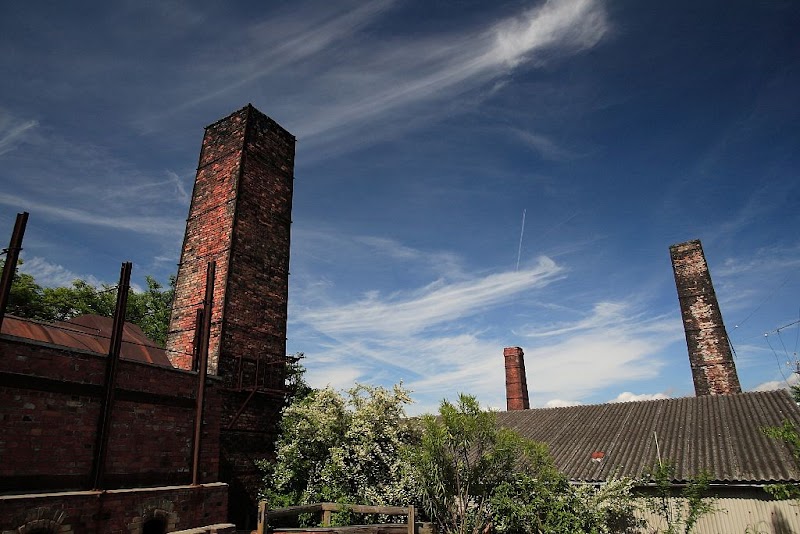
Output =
[
  {"x1": 0, "y1": 335, "x2": 220, "y2": 493},
  {"x1": 0, "y1": 483, "x2": 229, "y2": 534},
  {"x1": 669, "y1": 240, "x2": 741, "y2": 396}
]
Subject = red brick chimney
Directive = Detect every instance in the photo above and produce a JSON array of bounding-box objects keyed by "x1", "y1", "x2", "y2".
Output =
[
  {"x1": 504, "y1": 346, "x2": 530, "y2": 410},
  {"x1": 670, "y1": 239, "x2": 741, "y2": 396},
  {"x1": 165, "y1": 105, "x2": 295, "y2": 526}
]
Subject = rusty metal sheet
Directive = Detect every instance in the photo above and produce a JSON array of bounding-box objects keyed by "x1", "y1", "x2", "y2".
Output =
[{"x1": 1, "y1": 314, "x2": 172, "y2": 367}]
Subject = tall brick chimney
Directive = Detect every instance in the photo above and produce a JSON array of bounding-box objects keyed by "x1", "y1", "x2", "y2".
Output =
[
  {"x1": 669, "y1": 239, "x2": 741, "y2": 396},
  {"x1": 504, "y1": 346, "x2": 530, "y2": 410},
  {"x1": 166, "y1": 104, "x2": 295, "y2": 528},
  {"x1": 166, "y1": 104, "x2": 294, "y2": 387}
]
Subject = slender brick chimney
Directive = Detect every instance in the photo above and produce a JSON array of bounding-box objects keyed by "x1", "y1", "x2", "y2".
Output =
[
  {"x1": 166, "y1": 104, "x2": 294, "y2": 388},
  {"x1": 669, "y1": 239, "x2": 741, "y2": 396},
  {"x1": 166, "y1": 105, "x2": 295, "y2": 527},
  {"x1": 504, "y1": 346, "x2": 530, "y2": 410}
]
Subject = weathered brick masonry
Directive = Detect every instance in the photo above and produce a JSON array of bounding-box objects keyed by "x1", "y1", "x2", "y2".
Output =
[
  {"x1": 166, "y1": 104, "x2": 296, "y2": 528},
  {"x1": 166, "y1": 104, "x2": 294, "y2": 387},
  {"x1": 669, "y1": 239, "x2": 741, "y2": 396},
  {"x1": 0, "y1": 483, "x2": 230, "y2": 534},
  {"x1": 0, "y1": 104, "x2": 293, "y2": 531},
  {"x1": 503, "y1": 347, "x2": 530, "y2": 411},
  {"x1": 0, "y1": 334, "x2": 227, "y2": 532}
]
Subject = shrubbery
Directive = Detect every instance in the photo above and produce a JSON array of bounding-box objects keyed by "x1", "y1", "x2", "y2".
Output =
[{"x1": 261, "y1": 387, "x2": 640, "y2": 533}]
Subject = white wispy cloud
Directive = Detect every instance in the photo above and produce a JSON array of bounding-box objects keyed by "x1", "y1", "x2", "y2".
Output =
[
  {"x1": 19, "y1": 256, "x2": 105, "y2": 288},
  {"x1": 291, "y1": 0, "x2": 608, "y2": 146},
  {"x1": 298, "y1": 256, "x2": 562, "y2": 336},
  {"x1": 0, "y1": 192, "x2": 184, "y2": 237},
  {"x1": 518, "y1": 302, "x2": 684, "y2": 405},
  {"x1": 355, "y1": 236, "x2": 466, "y2": 276},
  {"x1": 510, "y1": 127, "x2": 579, "y2": 160},
  {"x1": 0, "y1": 117, "x2": 191, "y2": 241},
  {"x1": 136, "y1": 0, "x2": 608, "y2": 159},
  {"x1": 545, "y1": 399, "x2": 583, "y2": 407},
  {"x1": 0, "y1": 112, "x2": 38, "y2": 156},
  {"x1": 716, "y1": 244, "x2": 800, "y2": 277},
  {"x1": 609, "y1": 391, "x2": 669, "y2": 403},
  {"x1": 178, "y1": 0, "x2": 399, "y2": 113},
  {"x1": 751, "y1": 372, "x2": 798, "y2": 393},
  {"x1": 290, "y1": 233, "x2": 684, "y2": 414}
]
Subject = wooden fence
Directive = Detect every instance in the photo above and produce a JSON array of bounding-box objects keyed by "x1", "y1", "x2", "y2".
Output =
[{"x1": 256, "y1": 502, "x2": 423, "y2": 534}]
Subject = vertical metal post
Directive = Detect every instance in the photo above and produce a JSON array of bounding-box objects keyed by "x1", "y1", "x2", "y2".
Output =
[
  {"x1": 192, "y1": 261, "x2": 215, "y2": 485},
  {"x1": 192, "y1": 308, "x2": 203, "y2": 372},
  {"x1": 0, "y1": 212, "x2": 29, "y2": 332},
  {"x1": 90, "y1": 261, "x2": 132, "y2": 490}
]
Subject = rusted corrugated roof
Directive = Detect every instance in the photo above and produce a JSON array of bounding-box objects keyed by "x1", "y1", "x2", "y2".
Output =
[
  {"x1": 1, "y1": 314, "x2": 173, "y2": 367},
  {"x1": 495, "y1": 390, "x2": 800, "y2": 484}
]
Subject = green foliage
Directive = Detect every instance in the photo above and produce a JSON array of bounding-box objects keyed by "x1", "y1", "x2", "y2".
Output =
[
  {"x1": 790, "y1": 384, "x2": 800, "y2": 404},
  {"x1": 407, "y1": 393, "x2": 639, "y2": 534},
  {"x1": 125, "y1": 275, "x2": 175, "y2": 347},
  {"x1": 2, "y1": 259, "x2": 174, "y2": 347},
  {"x1": 408, "y1": 394, "x2": 525, "y2": 534},
  {"x1": 491, "y1": 477, "x2": 642, "y2": 534},
  {"x1": 260, "y1": 383, "x2": 419, "y2": 524},
  {"x1": 761, "y1": 420, "x2": 800, "y2": 500},
  {"x1": 642, "y1": 461, "x2": 715, "y2": 534},
  {"x1": 284, "y1": 353, "x2": 314, "y2": 406}
]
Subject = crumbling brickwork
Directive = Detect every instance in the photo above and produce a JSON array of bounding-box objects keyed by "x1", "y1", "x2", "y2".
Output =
[
  {"x1": 165, "y1": 104, "x2": 296, "y2": 529},
  {"x1": 504, "y1": 346, "x2": 530, "y2": 410},
  {"x1": 166, "y1": 104, "x2": 294, "y2": 387},
  {"x1": 670, "y1": 240, "x2": 741, "y2": 396}
]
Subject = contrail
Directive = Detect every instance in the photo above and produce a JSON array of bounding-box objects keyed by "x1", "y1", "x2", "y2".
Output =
[{"x1": 516, "y1": 209, "x2": 526, "y2": 271}]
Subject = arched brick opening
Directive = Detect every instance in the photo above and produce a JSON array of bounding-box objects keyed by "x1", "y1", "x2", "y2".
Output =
[
  {"x1": 14, "y1": 507, "x2": 67, "y2": 534},
  {"x1": 142, "y1": 517, "x2": 167, "y2": 534},
  {"x1": 130, "y1": 499, "x2": 178, "y2": 534}
]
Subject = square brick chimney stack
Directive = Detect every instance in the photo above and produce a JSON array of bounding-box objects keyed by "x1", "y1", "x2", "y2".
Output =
[
  {"x1": 165, "y1": 104, "x2": 295, "y2": 528},
  {"x1": 504, "y1": 346, "x2": 530, "y2": 410},
  {"x1": 166, "y1": 104, "x2": 294, "y2": 387},
  {"x1": 669, "y1": 239, "x2": 741, "y2": 396}
]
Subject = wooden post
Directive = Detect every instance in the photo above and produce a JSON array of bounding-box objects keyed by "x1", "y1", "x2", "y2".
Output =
[
  {"x1": 256, "y1": 500, "x2": 268, "y2": 534},
  {"x1": 407, "y1": 505, "x2": 415, "y2": 534},
  {"x1": 322, "y1": 509, "x2": 332, "y2": 527}
]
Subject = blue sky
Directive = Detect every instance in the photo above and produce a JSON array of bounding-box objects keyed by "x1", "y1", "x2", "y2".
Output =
[{"x1": 1, "y1": 0, "x2": 798, "y2": 415}]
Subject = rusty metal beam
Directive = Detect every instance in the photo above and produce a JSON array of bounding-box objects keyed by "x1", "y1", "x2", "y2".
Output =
[
  {"x1": 90, "y1": 261, "x2": 132, "y2": 490},
  {"x1": 192, "y1": 307, "x2": 203, "y2": 372},
  {"x1": 192, "y1": 261, "x2": 215, "y2": 486},
  {"x1": 0, "y1": 212, "x2": 29, "y2": 333}
]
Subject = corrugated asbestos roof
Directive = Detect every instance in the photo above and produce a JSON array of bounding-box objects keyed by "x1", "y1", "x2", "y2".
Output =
[
  {"x1": 495, "y1": 390, "x2": 800, "y2": 484},
  {"x1": 1, "y1": 314, "x2": 172, "y2": 367}
]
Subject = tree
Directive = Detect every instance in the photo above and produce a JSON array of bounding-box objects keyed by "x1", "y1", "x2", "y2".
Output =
[
  {"x1": 260, "y1": 383, "x2": 419, "y2": 523},
  {"x1": 283, "y1": 353, "x2": 313, "y2": 407},
  {"x1": 406, "y1": 394, "x2": 638, "y2": 534},
  {"x1": 125, "y1": 275, "x2": 175, "y2": 346}
]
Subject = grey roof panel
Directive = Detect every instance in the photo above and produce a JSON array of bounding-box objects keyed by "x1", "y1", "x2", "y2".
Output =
[{"x1": 495, "y1": 390, "x2": 800, "y2": 484}]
